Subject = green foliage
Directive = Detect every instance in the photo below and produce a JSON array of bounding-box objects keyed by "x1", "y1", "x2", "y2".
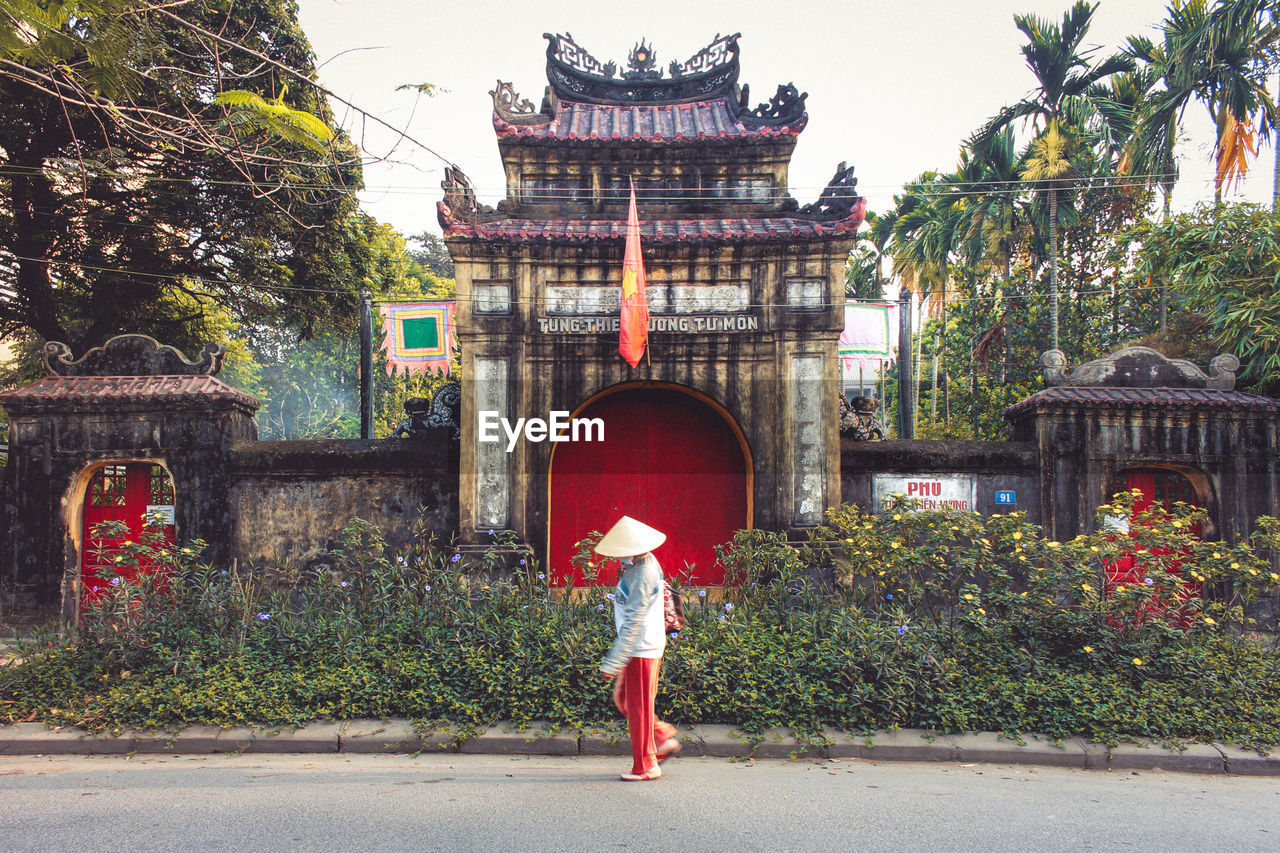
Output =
[
  {"x1": 5, "y1": 504, "x2": 1280, "y2": 749},
  {"x1": 1137, "y1": 203, "x2": 1280, "y2": 395}
]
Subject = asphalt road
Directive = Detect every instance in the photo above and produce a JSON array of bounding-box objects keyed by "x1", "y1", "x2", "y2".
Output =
[{"x1": 1, "y1": 753, "x2": 1277, "y2": 852}]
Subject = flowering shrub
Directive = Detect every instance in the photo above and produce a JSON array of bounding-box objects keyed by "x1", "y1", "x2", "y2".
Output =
[{"x1": 3, "y1": 503, "x2": 1280, "y2": 749}]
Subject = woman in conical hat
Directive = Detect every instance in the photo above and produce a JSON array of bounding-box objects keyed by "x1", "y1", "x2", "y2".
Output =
[{"x1": 597, "y1": 516, "x2": 680, "y2": 781}]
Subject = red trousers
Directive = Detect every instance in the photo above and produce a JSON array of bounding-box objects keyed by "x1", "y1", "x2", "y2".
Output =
[{"x1": 615, "y1": 656, "x2": 676, "y2": 775}]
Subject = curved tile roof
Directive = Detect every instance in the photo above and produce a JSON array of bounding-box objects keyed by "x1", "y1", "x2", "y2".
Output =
[
  {"x1": 1004, "y1": 385, "x2": 1278, "y2": 419},
  {"x1": 439, "y1": 198, "x2": 866, "y2": 244},
  {"x1": 0, "y1": 375, "x2": 260, "y2": 411},
  {"x1": 493, "y1": 97, "x2": 805, "y2": 144}
]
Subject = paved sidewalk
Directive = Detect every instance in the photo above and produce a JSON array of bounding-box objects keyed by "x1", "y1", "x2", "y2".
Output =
[{"x1": 1, "y1": 720, "x2": 1277, "y2": 774}]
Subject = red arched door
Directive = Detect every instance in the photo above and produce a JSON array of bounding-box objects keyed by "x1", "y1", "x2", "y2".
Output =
[
  {"x1": 1105, "y1": 467, "x2": 1202, "y2": 624},
  {"x1": 82, "y1": 463, "x2": 176, "y2": 602},
  {"x1": 548, "y1": 386, "x2": 749, "y2": 586}
]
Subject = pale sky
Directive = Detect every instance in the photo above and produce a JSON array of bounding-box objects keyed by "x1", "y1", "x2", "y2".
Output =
[{"x1": 297, "y1": 0, "x2": 1276, "y2": 237}]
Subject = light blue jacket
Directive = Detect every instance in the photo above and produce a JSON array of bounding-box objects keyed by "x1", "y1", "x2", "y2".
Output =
[{"x1": 600, "y1": 553, "x2": 666, "y2": 676}]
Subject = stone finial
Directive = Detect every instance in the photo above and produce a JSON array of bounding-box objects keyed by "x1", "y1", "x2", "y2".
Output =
[
  {"x1": 43, "y1": 334, "x2": 225, "y2": 377},
  {"x1": 1039, "y1": 347, "x2": 1238, "y2": 391}
]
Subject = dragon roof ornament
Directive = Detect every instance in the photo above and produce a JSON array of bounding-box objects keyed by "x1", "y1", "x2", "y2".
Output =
[{"x1": 543, "y1": 31, "x2": 744, "y2": 105}]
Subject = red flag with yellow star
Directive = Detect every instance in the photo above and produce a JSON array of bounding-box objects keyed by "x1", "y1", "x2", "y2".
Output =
[{"x1": 619, "y1": 182, "x2": 649, "y2": 367}]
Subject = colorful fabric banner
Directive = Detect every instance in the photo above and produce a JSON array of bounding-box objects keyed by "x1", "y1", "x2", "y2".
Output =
[
  {"x1": 619, "y1": 182, "x2": 650, "y2": 367},
  {"x1": 840, "y1": 302, "x2": 899, "y2": 370},
  {"x1": 379, "y1": 301, "x2": 457, "y2": 376}
]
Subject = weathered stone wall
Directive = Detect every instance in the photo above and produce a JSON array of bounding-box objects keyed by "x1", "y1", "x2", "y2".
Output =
[
  {"x1": 1, "y1": 402, "x2": 256, "y2": 616},
  {"x1": 841, "y1": 438, "x2": 1042, "y2": 521},
  {"x1": 1009, "y1": 406, "x2": 1279, "y2": 545},
  {"x1": 229, "y1": 435, "x2": 459, "y2": 567}
]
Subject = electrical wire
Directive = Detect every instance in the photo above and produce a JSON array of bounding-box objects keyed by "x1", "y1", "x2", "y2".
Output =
[{"x1": 1, "y1": 252, "x2": 1270, "y2": 311}]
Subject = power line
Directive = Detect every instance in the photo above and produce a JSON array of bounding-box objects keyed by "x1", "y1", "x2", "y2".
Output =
[{"x1": 2, "y1": 251, "x2": 1272, "y2": 312}]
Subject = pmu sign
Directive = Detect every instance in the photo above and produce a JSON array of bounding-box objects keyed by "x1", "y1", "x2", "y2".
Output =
[{"x1": 872, "y1": 474, "x2": 976, "y2": 513}]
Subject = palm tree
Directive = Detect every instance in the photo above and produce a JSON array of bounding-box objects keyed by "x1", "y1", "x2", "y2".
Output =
[
  {"x1": 1132, "y1": 0, "x2": 1277, "y2": 206},
  {"x1": 1020, "y1": 122, "x2": 1077, "y2": 352},
  {"x1": 970, "y1": 0, "x2": 1133, "y2": 354},
  {"x1": 891, "y1": 176, "x2": 966, "y2": 424}
]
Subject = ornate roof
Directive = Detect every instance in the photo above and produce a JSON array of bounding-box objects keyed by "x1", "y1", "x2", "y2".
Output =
[
  {"x1": 0, "y1": 374, "x2": 260, "y2": 412},
  {"x1": 1039, "y1": 347, "x2": 1239, "y2": 390},
  {"x1": 545, "y1": 32, "x2": 743, "y2": 105},
  {"x1": 492, "y1": 92, "x2": 805, "y2": 144},
  {"x1": 490, "y1": 33, "x2": 808, "y2": 143},
  {"x1": 1003, "y1": 385, "x2": 1278, "y2": 418},
  {"x1": 438, "y1": 162, "x2": 865, "y2": 242},
  {"x1": 43, "y1": 334, "x2": 225, "y2": 376},
  {"x1": 438, "y1": 203, "x2": 866, "y2": 244}
]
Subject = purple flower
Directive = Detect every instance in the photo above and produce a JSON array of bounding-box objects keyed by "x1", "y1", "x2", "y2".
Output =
[
  {"x1": 886, "y1": 593, "x2": 893, "y2": 600},
  {"x1": 111, "y1": 577, "x2": 121, "y2": 586},
  {"x1": 719, "y1": 614, "x2": 726, "y2": 622},
  {"x1": 451, "y1": 553, "x2": 461, "y2": 563},
  {"x1": 340, "y1": 581, "x2": 348, "y2": 588},
  {"x1": 606, "y1": 593, "x2": 615, "y2": 601},
  {"x1": 257, "y1": 613, "x2": 270, "y2": 621},
  {"x1": 424, "y1": 584, "x2": 432, "y2": 592},
  {"x1": 488, "y1": 529, "x2": 495, "y2": 536},
  {"x1": 520, "y1": 559, "x2": 527, "y2": 566},
  {"x1": 698, "y1": 589, "x2": 707, "y2": 598},
  {"x1": 897, "y1": 625, "x2": 908, "y2": 635},
  {"x1": 596, "y1": 603, "x2": 605, "y2": 611},
  {"x1": 671, "y1": 632, "x2": 679, "y2": 639},
  {"x1": 397, "y1": 556, "x2": 406, "y2": 565},
  {"x1": 725, "y1": 603, "x2": 734, "y2": 612},
  {"x1": 537, "y1": 573, "x2": 545, "y2": 580},
  {"x1": 1144, "y1": 578, "x2": 1154, "y2": 586}
]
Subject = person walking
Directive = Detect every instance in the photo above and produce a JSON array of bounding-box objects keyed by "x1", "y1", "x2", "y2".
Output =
[{"x1": 597, "y1": 516, "x2": 681, "y2": 781}]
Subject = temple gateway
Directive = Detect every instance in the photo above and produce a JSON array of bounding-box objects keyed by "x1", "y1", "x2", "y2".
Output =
[{"x1": 443, "y1": 32, "x2": 865, "y2": 584}]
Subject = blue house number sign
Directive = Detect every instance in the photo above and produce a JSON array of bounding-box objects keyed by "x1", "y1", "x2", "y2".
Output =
[{"x1": 994, "y1": 490, "x2": 1017, "y2": 505}]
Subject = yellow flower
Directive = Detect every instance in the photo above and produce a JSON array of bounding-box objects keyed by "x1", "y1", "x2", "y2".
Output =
[
  {"x1": 977, "y1": 608, "x2": 986, "y2": 615},
  {"x1": 891, "y1": 541, "x2": 901, "y2": 549},
  {"x1": 893, "y1": 514, "x2": 902, "y2": 521},
  {"x1": 1271, "y1": 573, "x2": 1279, "y2": 582},
  {"x1": 1083, "y1": 646, "x2": 1094, "y2": 653},
  {"x1": 1132, "y1": 658, "x2": 1143, "y2": 666},
  {"x1": 1047, "y1": 541, "x2": 1060, "y2": 548},
  {"x1": 1171, "y1": 519, "x2": 1183, "y2": 529},
  {"x1": 1019, "y1": 591, "x2": 1028, "y2": 597},
  {"x1": 1212, "y1": 552, "x2": 1222, "y2": 559},
  {"x1": 1012, "y1": 532, "x2": 1023, "y2": 540},
  {"x1": 980, "y1": 538, "x2": 991, "y2": 546},
  {"x1": 1081, "y1": 583, "x2": 1093, "y2": 592},
  {"x1": 963, "y1": 593, "x2": 975, "y2": 601},
  {"x1": 1203, "y1": 617, "x2": 1216, "y2": 626},
  {"x1": 1231, "y1": 562, "x2": 1240, "y2": 570},
  {"x1": 1090, "y1": 546, "x2": 1100, "y2": 553}
]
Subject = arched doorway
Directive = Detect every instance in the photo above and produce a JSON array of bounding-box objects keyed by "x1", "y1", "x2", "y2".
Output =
[
  {"x1": 81, "y1": 463, "x2": 176, "y2": 602},
  {"x1": 1105, "y1": 466, "x2": 1204, "y2": 624},
  {"x1": 548, "y1": 384, "x2": 750, "y2": 586}
]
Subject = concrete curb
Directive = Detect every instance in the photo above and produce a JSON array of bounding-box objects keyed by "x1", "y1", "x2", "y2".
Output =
[{"x1": 1, "y1": 720, "x2": 1275, "y2": 774}]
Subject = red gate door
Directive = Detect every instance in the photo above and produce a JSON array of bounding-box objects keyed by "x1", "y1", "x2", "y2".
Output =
[
  {"x1": 82, "y1": 463, "x2": 176, "y2": 602},
  {"x1": 548, "y1": 387, "x2": 749, "y2": 586},
  {"x1": 1106, "y1": 468, "x2": 1202, "y2": 624}
]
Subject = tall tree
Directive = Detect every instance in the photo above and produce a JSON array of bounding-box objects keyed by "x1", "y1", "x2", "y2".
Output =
[
  {"x1": 970, "y1": 0, "x2": 1133, "y2": 353},
  {"x1": 0, "y1": 1, "x2": 367, "y2": 355}
]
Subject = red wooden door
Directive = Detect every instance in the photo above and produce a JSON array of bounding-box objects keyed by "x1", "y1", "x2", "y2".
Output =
[
  {"x1": 82, "y1": 463, "x2": 176, "y2": 602},
  {"x1": 1105, "y1": 468, "x2": 1201, "y2": 624},
  {"x1": 548, "y1": 387, "x2": 749, "y2": 586}
]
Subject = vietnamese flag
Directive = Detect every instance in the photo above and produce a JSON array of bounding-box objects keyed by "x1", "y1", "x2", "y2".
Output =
[{"x1": 619, "y1": 182, "x2": 649, "y2": 367}]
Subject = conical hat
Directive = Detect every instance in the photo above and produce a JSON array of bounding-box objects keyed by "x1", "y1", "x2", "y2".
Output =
[{"x1": 594, "y1": 516, "x2": 666, "y2": 557}]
